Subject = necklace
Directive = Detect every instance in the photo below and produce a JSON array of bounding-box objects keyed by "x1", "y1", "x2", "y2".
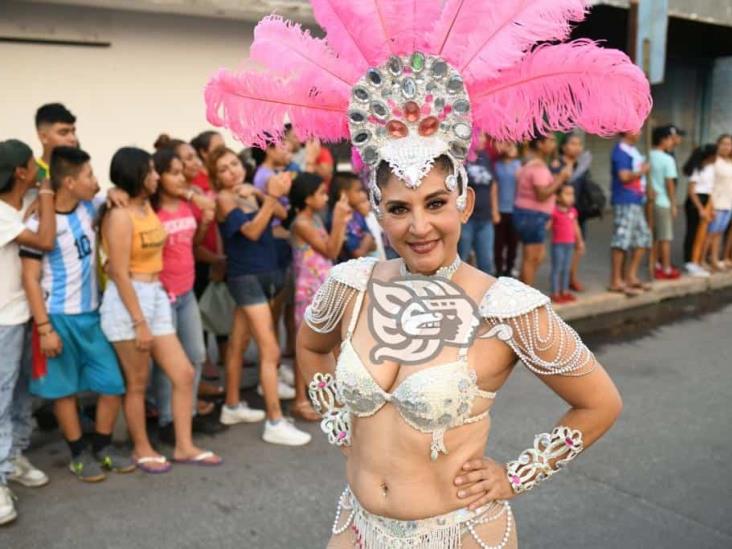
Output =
[{"x1": 399, "y1": 254, "x2": 461, "y2": 280}]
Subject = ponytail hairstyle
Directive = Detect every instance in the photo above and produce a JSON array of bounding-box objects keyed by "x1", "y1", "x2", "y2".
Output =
[
  {"x1": 150, "y1": 147, "x2": 181, "y2": 210},
  {"x1": 284, "y1": 172, "x2": 323, "y2": 230},
  {"x1": 682, "y1": 144, "x2": 717, "y2": 177}
]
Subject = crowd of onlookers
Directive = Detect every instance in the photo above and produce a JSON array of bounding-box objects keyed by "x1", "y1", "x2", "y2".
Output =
[{"x1": 2, "y1": 101, "x2": 732, "y2": 525}]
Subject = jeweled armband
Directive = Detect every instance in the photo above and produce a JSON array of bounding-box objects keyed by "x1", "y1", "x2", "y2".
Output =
[
  {"x1": 505, "y1": 426, "x2": 583, "y2": 494},
  {"x1": 308, "y1": 373, "x2": 351, "y2": 447}
]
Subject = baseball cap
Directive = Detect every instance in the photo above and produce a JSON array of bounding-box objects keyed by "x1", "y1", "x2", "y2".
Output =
[
  {"x1": 0, "y1": 139, "x2": 34, "y2": 193},
  {"x1": 662, "y1": 124, "x2": 686, "y2": 137}
]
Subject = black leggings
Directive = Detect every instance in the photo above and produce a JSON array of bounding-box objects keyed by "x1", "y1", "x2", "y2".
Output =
[{"x1": 683, "y1": 194, "x2": 709, "y2": 263}]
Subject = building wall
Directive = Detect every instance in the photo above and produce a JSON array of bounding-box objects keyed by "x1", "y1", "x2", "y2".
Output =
[
  {"x1": 708, "y1": 57, "x2": 732, "y2": 142},
  {"x1": 0, "y1": 1, "x2": 256, "y2": 182}
]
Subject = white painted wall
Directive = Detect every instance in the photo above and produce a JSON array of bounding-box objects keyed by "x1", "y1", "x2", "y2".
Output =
[{"x1": 0, "y1": 1, "x2": 257, "y2": 184}]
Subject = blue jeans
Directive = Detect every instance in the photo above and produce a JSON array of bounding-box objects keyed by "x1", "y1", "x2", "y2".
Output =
[
  {"x1": 458, "y1": 218, "x2": 495, "y2": 275},
  {"x1": 152, "y1": 291, "x2": 206, "y2": 426},
  {"x1": 550, "y1": 243, "x2": 575, "y2": 294},
  {"x1": 0, "y1": 323, "x2": 33, "y2": 485}
]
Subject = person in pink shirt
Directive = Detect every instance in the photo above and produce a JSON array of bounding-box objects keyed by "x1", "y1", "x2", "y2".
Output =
[
  {"x1": 512, "y1": 135, "x2": 572, "y2": 285},
  {"x1": 151, "y1": 148, "x2": 226, "y2": 443},
  {"x1": 549, "y1": 184, "x2": 585, "y2": 303}
]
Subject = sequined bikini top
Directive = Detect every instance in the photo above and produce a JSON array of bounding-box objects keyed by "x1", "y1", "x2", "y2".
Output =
[
  {"x1": 336, "y1": 287, "x2": 496, "y2": 460},
  {"x1": 304, "y1": 257, "x2": 595, "y2": 460}
]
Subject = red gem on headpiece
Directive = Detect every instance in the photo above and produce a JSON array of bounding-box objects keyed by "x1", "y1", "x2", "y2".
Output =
[
  {"x1": 418, "y1": 116, "x2": 439, "y2": 137},
  {"x1": 404, "y1": 101, "x2": 420, "y2": 123},
  {"x1": 386, "y1": 120, "x2": 409, "y2": 138}
]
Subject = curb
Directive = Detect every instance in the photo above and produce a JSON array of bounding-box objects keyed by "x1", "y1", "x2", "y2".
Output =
[{"x1": 554, "y1": 272, "x2": 732, "y2": 322}]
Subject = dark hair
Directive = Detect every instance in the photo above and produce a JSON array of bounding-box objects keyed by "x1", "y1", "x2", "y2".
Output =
[
  {"x1": 560, "y1": 132, "x2": 582, "y2": 152},
  {"x1": 154, "y1": 133, "x2": 185, "y2": 151},
  {"x1": 50, "y1": 146, "x2": 90, "y2": 191},
  {"x1": 682, "y1": 144, "x2": 717, "y2": 177},
  {"x1": 328, "y1": 171, "x2": 360, "y2": 211},
  {"x1": 528, "y1": 135, "x2": 553, "y2": 150},
  {"x1": 110, "y1": 147, "x2": 152, "y2": 198},
  {"x1": 191, "y1": 131, "x2": 220, "y2": 158},
  {"x1": 150, "y1": 148, "x2": 181, "y2": 209},
  {"x1": 0, "y1": 139, "x2": 33, "y2": 193},
  {"x1": 284, "y1": 172, "x2": 324, "y2": 229},
  {"x1": 35, "y1": 103, "x2": 76, "y2": 128}
]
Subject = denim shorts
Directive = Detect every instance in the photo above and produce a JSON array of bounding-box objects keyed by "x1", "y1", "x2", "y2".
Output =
[
  {"x1": 708, "y1": 209, "x2": 732, "y2": 234},
  {"x1": 227, "y1": 270, "x2": 285, "y2": 307},
  {"x1": 512, "y1": 207, "x2": 550, "y2": 244},
  {"x1": 100, "y1": 280, "x2": 175, "y2": 342}
]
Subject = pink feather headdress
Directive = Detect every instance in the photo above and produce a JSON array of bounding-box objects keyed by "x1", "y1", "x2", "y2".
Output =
[{"x1": 205, "y1": 0, "x2": 651, "y2": 214}]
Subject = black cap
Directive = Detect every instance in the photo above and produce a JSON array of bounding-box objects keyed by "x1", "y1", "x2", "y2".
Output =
[{"x1": 662, "y1": 124, "x2": 686, "y2": 137}]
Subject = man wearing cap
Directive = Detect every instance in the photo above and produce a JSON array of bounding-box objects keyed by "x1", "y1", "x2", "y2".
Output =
[
  {"x1": 649, "y1": 126, "x2": 681, "y2": 279},
  {"x1": 0, "y1": 139, "x2": 55, "y2": 525}
]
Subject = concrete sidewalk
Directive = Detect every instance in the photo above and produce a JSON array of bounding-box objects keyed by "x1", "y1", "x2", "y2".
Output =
[{"x1": 516, "y1": 213, "x2": 732, "y2": 321}]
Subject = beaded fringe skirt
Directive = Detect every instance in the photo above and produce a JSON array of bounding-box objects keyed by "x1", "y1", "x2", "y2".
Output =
[{"x1": 332, "y1": 486, "x2": 514, "y2": 548}]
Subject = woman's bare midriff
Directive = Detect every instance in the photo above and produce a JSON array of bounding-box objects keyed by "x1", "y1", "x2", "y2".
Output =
[{"x1": 345, "y1": 406, "x2": 492, "y2": 520}]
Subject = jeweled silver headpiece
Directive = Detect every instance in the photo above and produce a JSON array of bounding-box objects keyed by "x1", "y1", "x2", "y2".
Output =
[{"x1": 348, "y1": 52, "x2": 471, "y2": 216}]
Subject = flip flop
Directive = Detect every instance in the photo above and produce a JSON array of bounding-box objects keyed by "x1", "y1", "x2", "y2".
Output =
[
  {"x1": 172, "y1": 451, "x2": 223, "y2": 467},
  {"x1": 135, "y1": 456, "x2": 172, "y2": 474},
  {"x1": 628, "y1": 281, "x2": 652, "y2": 291},
  {"x1": 607, "y1": 286, "x2": 642, "y2": 297}
]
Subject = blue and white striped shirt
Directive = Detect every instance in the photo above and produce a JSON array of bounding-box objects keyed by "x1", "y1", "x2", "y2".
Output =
[{"x1": 21, "y1": 199, "x2": 102, "y2": 315}]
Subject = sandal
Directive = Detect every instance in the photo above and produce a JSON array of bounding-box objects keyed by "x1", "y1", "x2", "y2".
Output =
[
  {"x1": 607, "y1": 285, "x2": 642, "y2": 297},
  {"x1": 134, "y1": 455, "x2": 172, "y2": 474},
  {"x1": 197, "y1": 400, "x2": 215, "y2": 416},
  {"x1": 291, "y1": 401, "x2": 321, "y2": 422},
  {"x1": 627, "y1": 280, "x2": 652, "y2": 291},
  {"x1": 172, "y1": 450, "x2": 223, "y2": 467}
]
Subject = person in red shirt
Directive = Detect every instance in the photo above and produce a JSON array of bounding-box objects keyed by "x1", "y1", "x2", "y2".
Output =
[{"x1": 549, "y1": 184, "x2": 585, "y2": 303}]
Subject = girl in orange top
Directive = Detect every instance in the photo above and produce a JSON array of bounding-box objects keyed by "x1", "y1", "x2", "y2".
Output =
[{"x1": 99, "y1": 147, "x2": 222, "y2": 472}]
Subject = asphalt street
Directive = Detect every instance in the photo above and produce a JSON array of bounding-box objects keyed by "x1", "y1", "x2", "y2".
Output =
[{"x1": 3, "y1": 298, "x2": 732, "y2": 549}]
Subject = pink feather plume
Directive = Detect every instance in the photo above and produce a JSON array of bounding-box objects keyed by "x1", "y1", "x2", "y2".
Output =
[
  {"x1": 470, "y1": 40, "x2": 652, "y2": 141},
  {"x1": 205, "y1": 69, "x2": 349, "y2": 147},
  {"x1": 376, "y1": 0, "x2": 442, "y2": 56},
  {"x1": 429, "y1": 0, "x2": 588, "y2": 82},
  {"x1": 250, "y1": 16, "x2": 361, "y2": 90},
  {"x1": 310, "y1": 0, "x2": 391, "y2": 72}
]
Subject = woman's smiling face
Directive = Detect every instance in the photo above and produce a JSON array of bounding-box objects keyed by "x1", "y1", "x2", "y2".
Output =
[{"x1": 378, "y1": 160, "x2": 474, "y2": 275}]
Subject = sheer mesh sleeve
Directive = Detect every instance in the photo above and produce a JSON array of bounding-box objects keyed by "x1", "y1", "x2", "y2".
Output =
[
  {"x1": 303, "y1": 257, "x2": 378, "y2": 335},
  {"x1": 480, "y1": 278, "x2": 596, "y2": 376}
]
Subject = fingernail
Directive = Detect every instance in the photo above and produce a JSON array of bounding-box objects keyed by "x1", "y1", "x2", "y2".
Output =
[
  {"x1": 455, "y1": 478, "x2": 462, "y2": 485},
  {"x1": 458, "y1": 490, "x2": 465, "y2": 498}
]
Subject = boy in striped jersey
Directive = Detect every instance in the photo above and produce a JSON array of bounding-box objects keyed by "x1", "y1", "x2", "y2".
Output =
[{"x1": 20, "y1": 147, "x2": 134, "y2": 482}]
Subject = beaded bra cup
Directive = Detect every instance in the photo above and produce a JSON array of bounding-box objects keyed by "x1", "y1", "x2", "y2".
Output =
[{"x1": 304, "y1": 257, "x2": 595, "y2": 460}]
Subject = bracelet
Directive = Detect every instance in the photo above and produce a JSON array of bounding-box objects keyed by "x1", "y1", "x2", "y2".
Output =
[
  {"x1": 36, "y1": 320, "x2": 50, "y2": 328},
  {"x1": 505, "y1": 426, "x2": 583, "y2": 494},
  {"x1": 39, "y1": 189, "x2": 55, "y2": 196},
  {"x1": 132, "y1": 318, "x2": 146, "y2": 327}
]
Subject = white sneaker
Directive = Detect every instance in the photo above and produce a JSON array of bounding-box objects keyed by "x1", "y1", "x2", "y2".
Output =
[
  {"x1": 8, "y1": 454, "x2": 49, "y2": 487},
  {"x1": 0, "y1": 486, "x2": 17, "y2": 525},
  {"x1": 219, "y1": 402, "x2": 266, "y2": 425},
  {"x1": 258, "y1": 380, "x2": 296, "y2": 400},
  {"x1": 279, "y1": 364, "x2": 295, "y2": 387},
  {"x1": 686, "y1": 262, "x2": 710, "y2": 278},
  {"x1": 262, "y1": 419, "x2": 312, "y2": 446}
]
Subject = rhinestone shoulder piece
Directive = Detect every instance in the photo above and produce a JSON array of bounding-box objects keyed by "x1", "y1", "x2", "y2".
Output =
[
  {"x1": 479, "y1": 277, "x2": 550, "y2": 320},
  {"x1": 329, "y1": 257, "x2": 379, "y2": 292}
]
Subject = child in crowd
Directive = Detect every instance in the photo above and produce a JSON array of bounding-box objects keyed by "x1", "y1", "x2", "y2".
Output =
[
  {"x1": 21, "y1": 147, "x2": 134, "y2": 482},
  {"x1": 649, "y1": 127, "x2": 680, "y2": 280},
  {"x1": 151, "y1": 148, "x2": 226, "y2": 444},
  {"x1": 704, "y1": 134, "x2": 732, "y2": 270},
  {"x1": 493, "y1": 142, "x2": 521, "y2": 277},
  {"x1": 288, "y1": 173, "x2": 351, "y2": 420},
  {"x1": 0, "y1": 139, "x2": 54, "y2": 525},
  {"x1": 682, "y1": 144, "x2": 717, "y2": 277},
  {"x1": 550, "y1": 183, "x2": 585, "y2": 303},
  {"x1": 100, "y1": 147, "x2": 222, "y2": 472},
  {"x1": 328, "y1": 173, "x2": 375, "y2": 262},
  {"x1": 356, "y1": 195, "x2": 386, "y2": 260},
  {"x1": 34, "y1": 103, "x2": 79, "y2": 182},
  {"x1": 213, "y1": 147, "x2": 311, "y2": 446}
]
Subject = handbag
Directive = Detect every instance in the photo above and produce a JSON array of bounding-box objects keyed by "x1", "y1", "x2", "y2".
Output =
[{"x1": 198, "y1": 281, "x2": 236, "y2": 336}]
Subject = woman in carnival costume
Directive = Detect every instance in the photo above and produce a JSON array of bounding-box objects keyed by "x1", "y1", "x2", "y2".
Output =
[{"x1": 205, "y1": 1, "x2": 651, "y2": 547}]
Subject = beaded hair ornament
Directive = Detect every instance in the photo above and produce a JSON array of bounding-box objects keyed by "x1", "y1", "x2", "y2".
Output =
[{"x1": 205, "y1": 0, "x2": 651, "y2": 216}]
